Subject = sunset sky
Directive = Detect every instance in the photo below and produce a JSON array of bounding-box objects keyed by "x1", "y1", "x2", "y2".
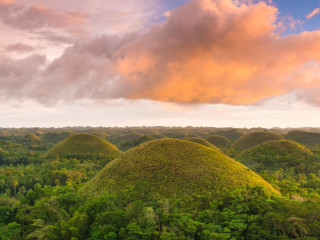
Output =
[{"x1": 1, "y1": 0, "x2": 320, "y2": 128}]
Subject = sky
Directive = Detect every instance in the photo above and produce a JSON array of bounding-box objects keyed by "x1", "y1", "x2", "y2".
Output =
[{"x1": 1, "y1": 0, "x2": 320, "y2": 128}]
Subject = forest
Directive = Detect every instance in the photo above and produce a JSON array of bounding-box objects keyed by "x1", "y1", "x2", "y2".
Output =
[{"x1": 0, "y1": 126, "x2": 320, "y2": 240}]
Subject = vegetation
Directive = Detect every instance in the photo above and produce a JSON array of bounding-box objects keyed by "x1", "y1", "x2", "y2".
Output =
[
  {"x1": 81, "y1": 139, "x2": 278, "y2": 197},
  {"x1": 185, "y1": 137, "x2": 219, "y2": 150},
  {"x1": 0, "y1": 127, "x2": 320, "y2": 239},
  {"x1": 233, "y1": 131, "x2": 283, "y2": 150},
  {"x1": 285, "y1": 130, "x2": 320, "y2": 146},
  {"x1": 44, "y1": 133, "x2": 120, "y2": 157},
  {"x1": 236, "y1": 140, "x2": 319, "y2": 173},
  {"x1": 206, "y1": 135, "x2": 231, "y2": 147}
]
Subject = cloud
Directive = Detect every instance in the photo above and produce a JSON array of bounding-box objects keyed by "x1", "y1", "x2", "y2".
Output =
[
  {"x1": 0, "y1": 2, "x2": 88, "y2": 43},
  {"x1": 0, "y1": 54, "x2": 46, "y2": 99},
  {"x1": 306, "y1": 7, "x2": 320, "y2": 20},
  {"x1": 3, "y1": 0, "x2": 320, "y2": 107},
  {"x1": 5, "y1": 42, "x2": 35, "y2": 52}
]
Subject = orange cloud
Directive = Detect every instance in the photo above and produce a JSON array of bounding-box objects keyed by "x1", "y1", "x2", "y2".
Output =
[{"x1": 306, "y1": 7, "x2": 320, "y2": 20}]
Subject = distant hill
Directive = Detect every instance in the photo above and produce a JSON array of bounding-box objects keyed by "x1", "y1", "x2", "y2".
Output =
[
  {"x1": 185, "y1": 137, "x2": 219, "y2": 150},
  {"x1": 113, "y1": 132, "x2": 144, "y2": 142},
  {"x1": 233, "y1": 132, "x2": 283, "y2": 150},
  {"x1": 214, "y1": 129, "x2": 245, "y2": 141},
  {"x1": 44, "y1": 133, "x2": 120, "y2": 157},
  {"x1": 284, "y1": 130, "x2": 320, "y2": 147},
  {"x1": 0, "y1": 147, "x2": 6, "y2": 153},
  {"x1": 81, "y1": 139, "x2": 278, "y2": 197},
  {"x1": 23, "y1": 133, "x2": 41, "y2": 143},
  {"x1": 42, "y1": 131, "x2": 74, "y2": 144},
  {"x1": 206, "y1": 135, "x2": 231, "y2": 147},
  {"x1": 236, "y1": 140, "x2": 317, "y2": 173},
  {"x1": 158, "y1": 129, "x2": 189, "y2": 139},
  {"x1": 148, "y1": 133, "x2": 167, "y2": 139}
]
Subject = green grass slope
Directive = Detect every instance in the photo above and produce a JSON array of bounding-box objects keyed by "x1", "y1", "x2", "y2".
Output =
[
  {"x1": 185, "y1": 137, "x2": 219, "y2": 150},
  {"x1": 81, "y1": 139, "x2": 278, "y2": 197},
  {"x1": 236, "y1": 140, "x2": 316, "y2": 173},
  {"x1": 233, "y1": 132, "x2": 283, "y2": 150},
  {"x1": 284, "y1": 130, "x2": 320, "y2": 147},
  {"x1": 44, "y1": 133, "x2": 120, "y2": 157},
  {"x1": 206, "y1": 135, "x2": 231, "y2": 147}
]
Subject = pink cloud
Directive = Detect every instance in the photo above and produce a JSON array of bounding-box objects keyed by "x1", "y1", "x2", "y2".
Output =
[
  {"x1": 5, "y1": 42, "x2": 35, "y2": 52},
  {"x1": 3, "y1": 0, "x2": 320, "y2": 107},
  {"x1": 306, "y1": 7, "x2": 320, "y2": 20},
  {"x1": 0, "y1": 2, "x2": 88, "y2": 43},
  {"x1": 0, "y1": 54, "x2": 45, "y2": 99}
]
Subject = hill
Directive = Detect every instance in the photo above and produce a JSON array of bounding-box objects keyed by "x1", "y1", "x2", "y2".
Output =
[
  {"x1": 114, "y1": 132, "x2": 144, "y2": 142},
  {"x1": 44, "y1": 134, "x2": 120, "y2": 157},
  {"x1": 214, "y1": 129, "x2": 245, "y2": 141},
  {"x1": 158, "y1": 129, "x2": 189, "y2": 139},
  {"x1": 284, "y1": 130, "x2": 320, "y2": 146},
  {"x1": 185, "y1": 137, "x2": 219, "y2": 150},
  {"x1": 236, "y1": 140, "x2": 317, "y2": 173},
  {"x1": 42, "y1": 131, "x2": 74, "y2": 144},
  {"x1": 0, "y1": 147, "x2": 6, "y2": 153},
  {"x1": 23, "y1": 133, "x2": 41, "y2": 142},
  {"x1": 233, "y1": 132, "x2": 283, "y2": 150},
  {"x1": 81, "y1": 139, "x2": 278, "y2": 197},
  {"x1": 206, "y1": 135, "x2": 231, "y2": 147}
]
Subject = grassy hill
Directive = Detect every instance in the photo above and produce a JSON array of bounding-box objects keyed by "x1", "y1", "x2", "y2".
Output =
[
  {"x1": 42, "y1": 131, "x2": 74, "y2": 144},
  {"x1": 158, "y1": 129, "x2": 189, "y2": 139},
  {"x1": 185, "y1": 137, "x2": 219, "y2": 150},
  {"x1": 233, "y1": 132, "x2": 283, "y2": 150},
  {"x1": 0, "y1": 147, "x2": 6, "y2": 153},
  {"x1": 81, "y1": 139, "x2": 278, "y2": 197},
  {"x1": 44, "y1": 133, "x2": 121, "y2": 157},
  {"x1": 284, "y1": 130, "x2": 320, "y2": 147},
  {"x1": 114, "y1": 132, "x2": 144, "y2": 142},
  {"x1": 23, "y1": 133, "x2": 41, "y2": 142},
  {"x1": 214, "y1": 129, "x2": 245, "y2": 141},
  {"x1": 148, "y1": 133, "x2": 167, "y2": 139},
  {"x1": 236, "y1": 140, "x2": 317, "y2": 173},
  {"x1": 206, "y1": 135, "x2": 231, "y2": 147}
]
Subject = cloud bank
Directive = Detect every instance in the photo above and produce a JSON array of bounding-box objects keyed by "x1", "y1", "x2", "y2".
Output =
[{"x1": 2, "y1": 0, "x2": 320, "y2": 106}]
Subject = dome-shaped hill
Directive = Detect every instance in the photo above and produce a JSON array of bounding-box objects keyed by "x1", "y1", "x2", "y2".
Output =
[
  {"x1": 206, "y1": 135, "x2": 231, "y2": 147},
  {"x1": 42, "y1": 131, "x2": 74, "y2": 143},
  {"x1": 23, "y1": 133, "x2": 41, "y2": 142},
  {"x1": 158, "y1": 129, "x2": 188, "y2": 139},
  {"x1": 284, "y1": 130, "x2": 320, "y2": 147},
  {"x1": 148, "y1": 133, "x2": 167, "y2": 139},
  {"x1": 117, "y1": 132, "x2": 144, "y2": 141},
  {"x1": 44, "y1": 134, "x2": 120, "y2": 157},
  {"x1": 81, "y1": 139, "x2": 278, "y2": 197},
  {"x1": 214, "y1": 129, "x2": 245, "y2": 141},
  {"x1": 185, "y1": 137, "x2": 219, "y2": 150},
  {"x1": 236, "y1": 140, "x2": 315, "y2": 172},
  {"x1": 0, "y1": 147, "x2": 6, "y2": 153},
  {"x1": 233, "y1": 132, "x2": 283, "y2": 150}
]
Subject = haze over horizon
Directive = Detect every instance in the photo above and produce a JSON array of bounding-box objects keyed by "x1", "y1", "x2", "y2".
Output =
[{"x1": 1, "y1": 0, "x2": 320, "y2": 128}]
